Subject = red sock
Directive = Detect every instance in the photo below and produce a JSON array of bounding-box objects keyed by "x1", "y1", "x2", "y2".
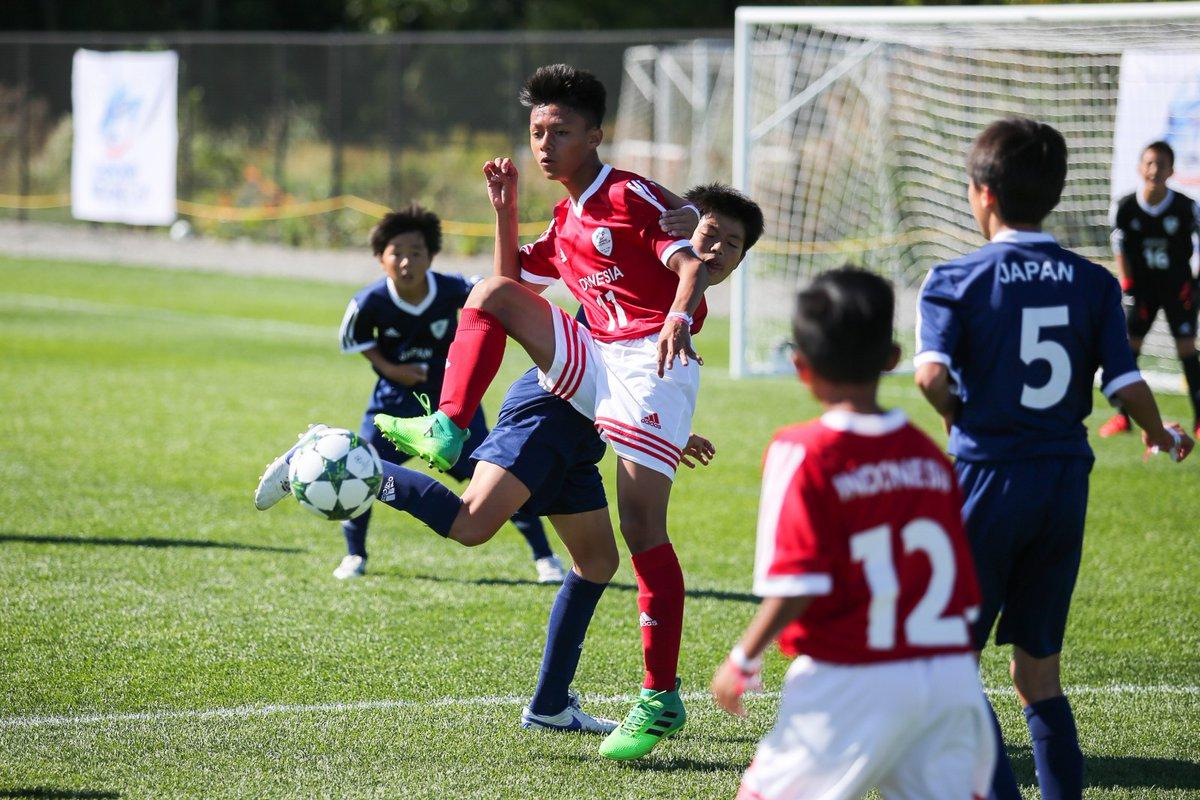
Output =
[
  {"x1": 439, "y1": 308, "x2": 506, "y2": 429},
  {"x1": 631, "y1": 542, "x2": 685, "y2": 692}
]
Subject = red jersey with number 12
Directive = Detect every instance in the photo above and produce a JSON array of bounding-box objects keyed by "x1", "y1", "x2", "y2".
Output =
[
  {"x1": 518, "y1": 164, "x2": 706, "y2": 343},
  {"x1": 754, "y1": 410, "x2": 979, "y2": 665}
]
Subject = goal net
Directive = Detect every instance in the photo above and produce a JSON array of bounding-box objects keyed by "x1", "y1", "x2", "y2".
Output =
[{"x1": 732, "y1": 3, "x2": 1200, "y2": 388}]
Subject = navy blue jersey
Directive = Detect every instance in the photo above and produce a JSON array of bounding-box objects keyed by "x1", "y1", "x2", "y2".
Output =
[
  {"x1": 339, "y1": 271, "x2": 479, "y2": 413},
  {"x1": 471, "y1": 368, "x2": 607, "y2": 517},
  {"x1": 1110, "y1": 189, "x2": 1200, "y2": 284},
  {"x1": 916, "y1": 230, "x2": 1142, "y2": 461}
]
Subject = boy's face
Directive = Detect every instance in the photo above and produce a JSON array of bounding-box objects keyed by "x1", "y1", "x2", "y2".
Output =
[
  {"x1": 1139, "y1": 148, "x2": 1174, "y2": 187},
  {"x1": 379, "y1": 230, "x2": 432, "y2": 290},
  {"x1": 529, "y1": 103, "x2": 602, "y2": 182},
  {"x1": 690, "y1": 210, "x2": 747, "y2": 286}
]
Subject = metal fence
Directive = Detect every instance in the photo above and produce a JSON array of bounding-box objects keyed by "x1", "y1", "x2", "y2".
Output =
[{"x1": 0, "y1": 30, "x2": 726, "y2": 250}]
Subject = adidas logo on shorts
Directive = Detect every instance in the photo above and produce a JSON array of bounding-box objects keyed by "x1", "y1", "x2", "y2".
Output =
[{"x1": 640, "y1": 412, "x2": 662, "y2": 429}]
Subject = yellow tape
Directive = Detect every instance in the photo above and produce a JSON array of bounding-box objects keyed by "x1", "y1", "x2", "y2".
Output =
[{"x1": 0, "y1": 192, "x2": 552, "y2": 237}]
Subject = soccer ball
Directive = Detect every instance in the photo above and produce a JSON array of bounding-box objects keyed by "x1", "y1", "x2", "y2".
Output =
[{"x1": 288, "y1": 428, "x2": 383, "y2": 521}]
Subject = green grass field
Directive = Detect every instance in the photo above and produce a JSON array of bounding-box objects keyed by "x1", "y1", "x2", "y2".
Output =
[{"x1": 1, "y1": 256, "x2": 1197, "y2": 799}]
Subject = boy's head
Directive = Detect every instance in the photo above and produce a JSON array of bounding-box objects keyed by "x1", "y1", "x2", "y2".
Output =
[
  {"x1": 684, "y1": 183, "x2": 765, "y2": 286},
  {"x1": 369, "y1": 204, "x2": 441, "y2": 291},
  {"x1": 966, "y1": 117, "x2": 1067, "y2": 233},
  {"x1": 791, "y1": 266, "x2": 898, "y2": 386},
  {"x1": 1139, "y1": 140, "x2": 1175, "y2": 188},
  {"x1": 520, "y1": 64, "x2": 606, "y2": 182}
]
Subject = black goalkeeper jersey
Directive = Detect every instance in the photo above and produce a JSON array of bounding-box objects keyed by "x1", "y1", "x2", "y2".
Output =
[{"x1": 1110, "y1": 189, "x2": 1199, "y2": 285}]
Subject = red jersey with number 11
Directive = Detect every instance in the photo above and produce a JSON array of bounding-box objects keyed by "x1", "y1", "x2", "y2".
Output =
[
  {"x1": 754, "y1": 409, "x2": 980, "y2": 665},
  {"x1": 518, "y1": 164, "x2": 706, "y2": 343}
]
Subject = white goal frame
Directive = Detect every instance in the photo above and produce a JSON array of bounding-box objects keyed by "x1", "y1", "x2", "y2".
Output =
[{"x1": 731, "y1": 2, "x2": 1200, "y2": 382}]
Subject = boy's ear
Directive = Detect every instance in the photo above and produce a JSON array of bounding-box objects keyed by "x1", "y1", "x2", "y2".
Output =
[
  {"x1": 588, "y1": 125, "x2": 604, "y2": 150},
  {"x1": 885, "y1": 343, "x2": 901, "y2": 373},
  {"x1": 791, "y1": 349, "x2": 812, "y2": 386}
]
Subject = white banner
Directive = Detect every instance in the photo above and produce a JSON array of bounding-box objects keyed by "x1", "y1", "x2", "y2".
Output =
[
  {"x1": 1112, "y1": 50, "x2": 1200, "y2": 201},
  {"x1": 71, "y1": 49, "x2": 177, "y2": 225}
]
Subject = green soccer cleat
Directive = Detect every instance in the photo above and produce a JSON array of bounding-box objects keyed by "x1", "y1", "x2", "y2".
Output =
[
  {"x1": 374, "y1": 409, "x2": 468, "y2": 472},
  {"x1": 598, "y1": 678, "x2": 686, "y2": 761}
]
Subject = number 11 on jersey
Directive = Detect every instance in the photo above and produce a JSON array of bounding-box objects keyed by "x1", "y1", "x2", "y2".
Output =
[{"x1": 598, "y1": 289, "x2": 628, "y2": 331}]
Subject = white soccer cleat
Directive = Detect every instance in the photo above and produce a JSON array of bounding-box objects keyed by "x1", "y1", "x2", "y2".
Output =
[
  {"x1": 520, "y1": 692, "x2": 618, "y2": 734},
  {"x1": 253, "y1": 424, "x2": 329, "y2": 510},
  {"x1": 534, "y1": 555, "x2": 566, "y2": 584},
  {"x1": 333, "y1": 554, "x2": 366, "y2": 580}
]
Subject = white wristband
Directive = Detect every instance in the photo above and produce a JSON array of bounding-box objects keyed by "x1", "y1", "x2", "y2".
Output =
[
  {"x1": 667, "y1": 311, "x2": 693, "y2": 326},
  {"x1": 729, "y1": 645, "x2": 763, "y2": 673}
]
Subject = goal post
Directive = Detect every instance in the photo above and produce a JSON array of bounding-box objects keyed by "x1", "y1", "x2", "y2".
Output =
[{"x1": 731, "y1": 2, "x2": 1200, "y2": 389}]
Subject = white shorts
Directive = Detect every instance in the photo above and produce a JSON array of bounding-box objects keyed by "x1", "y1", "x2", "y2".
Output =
[
  {"x1": 738, "y1": 653, "x2": 995, "y2": 800},
  {"x1": 537, "y1": 304, "x2": 700, "y2": 480}
]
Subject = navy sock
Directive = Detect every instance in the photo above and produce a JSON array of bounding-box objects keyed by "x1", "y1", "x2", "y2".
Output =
[
  {"x1": 1025, "y1": 695, "x2": 1083, "y2": 800},
  {"x1": 375, "y1": 460, "x2": 461, "y2": 538},
  {"x1": 342, "y1": 509, "x2": 369, "y2": 558},
  {"x1": 529, "y1": 571, "x2": 607, "y2": 716},
  {"x1": 1181, "y1": 353, "x2": 1200, "y2": 423},
  {"x1": 987, "y1": 698, "x2": 1023, "y2": 800},
  {"x1": 511, "y1": 510, "x2": 553, "y2": 560}
]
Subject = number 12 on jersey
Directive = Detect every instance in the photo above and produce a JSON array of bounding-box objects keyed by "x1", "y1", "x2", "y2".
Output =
[{"x1": 849, "y1": 519, "x2": 970, "y2": 651}]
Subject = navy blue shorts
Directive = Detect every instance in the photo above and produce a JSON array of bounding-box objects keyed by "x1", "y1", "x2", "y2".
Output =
[
  {"x1": 470, "y1": 369, "x2": 607, "y2": 517},
  {"x1": 359, "y1": 396, "x2": 487, "y2": 484},
  {"x1": 956, "y1": 456, "x2": 1092, "y2": 658}
]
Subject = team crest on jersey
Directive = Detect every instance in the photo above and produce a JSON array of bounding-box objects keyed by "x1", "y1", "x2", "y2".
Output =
[
  {"x1": 1165, "y1": 216, "x2": 1179, "y2": 235},
  {"x1": 429, "y1": 319, "x2": 450, "y2": 339},
  {"x1": 1131, "y1": 219, "x2": 1142, "y2": 231},
  {"x1": 592, "y1": 227, "x2": 613, "y2": 257}
]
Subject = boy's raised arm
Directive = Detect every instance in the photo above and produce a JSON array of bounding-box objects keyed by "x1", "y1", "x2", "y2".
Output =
[{"x1": 483, "y1": 157, "x2": 530, "y2": 286}]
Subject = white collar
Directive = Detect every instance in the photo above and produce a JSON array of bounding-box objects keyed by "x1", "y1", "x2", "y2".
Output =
[
  {"x1": 570, "y1": 164, "x2": 613, "y2": 217},
  {"x1": 386, "y1": 272, "x2": 437, "y2": 316},
  {"x1": 990, "y1": 229, "x2": 1056, "y2": 245},
  {"x1": 820, "y1": 408, "x2": 908, "y2": 437},
  {"x1": 1137, "y1": 189, "x2": 1174, "y2": 217}
]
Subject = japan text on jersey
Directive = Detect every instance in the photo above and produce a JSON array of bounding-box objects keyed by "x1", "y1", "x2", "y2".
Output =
[
  {"x1": 753, "y1": 410, "x2": 980, "y2": 665},
  {"x1": 338, "y1": 272, "x2": 479, "y2": 411},
  {"x1": 1110, "y1": 189, "x2": 1200, "y2": 282},
  {"x1": 915, "y1": 230, "x2": 1141, "y2": 461},
  {"x1": 517, "y1": 164, "x2": 706, "y2": 343}
]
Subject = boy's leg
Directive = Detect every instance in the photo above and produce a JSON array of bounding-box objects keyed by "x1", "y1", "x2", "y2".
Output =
[
  {"x1": 453, "y1": 409, "x2": 556, "y2": 567},
  {"x1": 340, "y1": 418, "x2": 405, "y2": 567},
  {"x1": 998, "y1": 458, "x2": 1090, "y2": 800},
  {"x1": 1175, "y1": 337, "x2": 1200, "y2": 430},
  {"x1": 441, "y1": 278, "x2": 559, "y2": 425},
  {"x1": 523, "y1": 508, "x2": 620, "y2": 731},
  {"x1": 376, "y1": 278, "x2": 559, "y2": 469},
  {"x1": 598, "y1": 460, "x2": 687, "y2": 761}
]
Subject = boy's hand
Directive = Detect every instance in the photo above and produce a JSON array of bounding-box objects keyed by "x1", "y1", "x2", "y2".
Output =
[
  {"x1": 657, "y1": 315, "x2": 702, "y2": 377},
  {"x1": 659, "y1": 205, "x2": 700, "y2": 239},
  {"x1": 680, "y1": 434, "x2": 715, "y2": 468},
  {"x1": 483, "y1": 158, "x2": 519, "y2": 212},
  {"x1": 387, "y1": 362, "x2": 429, "y2": 387},
  {"x1": 710, "y1": 657, "x2": 763, "y2": 718},
  {"x1": 1143, "y1": 422, "x2": 1193, "y2": 462}
]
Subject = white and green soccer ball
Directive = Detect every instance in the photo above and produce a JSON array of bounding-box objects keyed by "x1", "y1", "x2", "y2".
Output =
[{"x1": 288, "y1": 428, "x2": 383, "y2": 521}]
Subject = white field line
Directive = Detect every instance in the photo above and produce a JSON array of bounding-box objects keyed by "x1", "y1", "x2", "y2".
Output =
[
  {"x1": 0, "y1": 292, "x2": 333, "y2": 341},
  {"x1": 2, "y1": 684, "x2": 1197, "y2": 731}
]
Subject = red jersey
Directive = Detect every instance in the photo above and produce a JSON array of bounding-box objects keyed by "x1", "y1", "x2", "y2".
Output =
[
  {"x1": 753, "y1": 410, "x2": 980, "y2": 665},
  {"x1": 518, "y1": 165, "x2": 706, "y2": 343}
]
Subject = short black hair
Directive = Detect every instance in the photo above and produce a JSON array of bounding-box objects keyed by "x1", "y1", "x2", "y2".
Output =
[
  {"x1": 1144, "y1": 140, "x2": 1175, "y2": 166},
  {"x1": 967, "y1": 117, "x2": 1067, "y2": 226},
  {"x1": 369, "y1": 204, "x2": 441, "y2": 257},
  {"x1": 519, "y1": 64, "x2": 606, "y2": 128},
  {"x1": 684, "y1": 182, "x2": 765, "y2": 254},
  {"x1": 792, "y1": 266, "x2": 894, "y2": 384}
]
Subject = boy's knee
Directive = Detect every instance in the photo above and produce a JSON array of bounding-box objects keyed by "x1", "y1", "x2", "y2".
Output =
[
  {"x1": 1010, "y1": 651, "x2": 1063, "y2": 704},
  {"x1": 467, "y1": 275, "x2": 520, "y2": 312},
  {"x1": 449, "y1": 520, "x2": 498, "y2": 548},
  {"x1": 575, "y1": 553, "x2": 619, "y2": 584}
]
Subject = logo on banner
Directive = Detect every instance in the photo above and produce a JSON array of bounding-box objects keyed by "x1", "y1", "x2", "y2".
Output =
[
  {"x1": 1165, "y1": 216, "x2": 1180, "y2": 235},
  {"x1": 100, "y1": 85, "x2": 144, "y2": 159},
  {"x1": 430, "y1": 319, "x2": 449, "y2": 339},
  {"x1": 592, "y1": 227, "x2": 613, "y2": 257}
]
